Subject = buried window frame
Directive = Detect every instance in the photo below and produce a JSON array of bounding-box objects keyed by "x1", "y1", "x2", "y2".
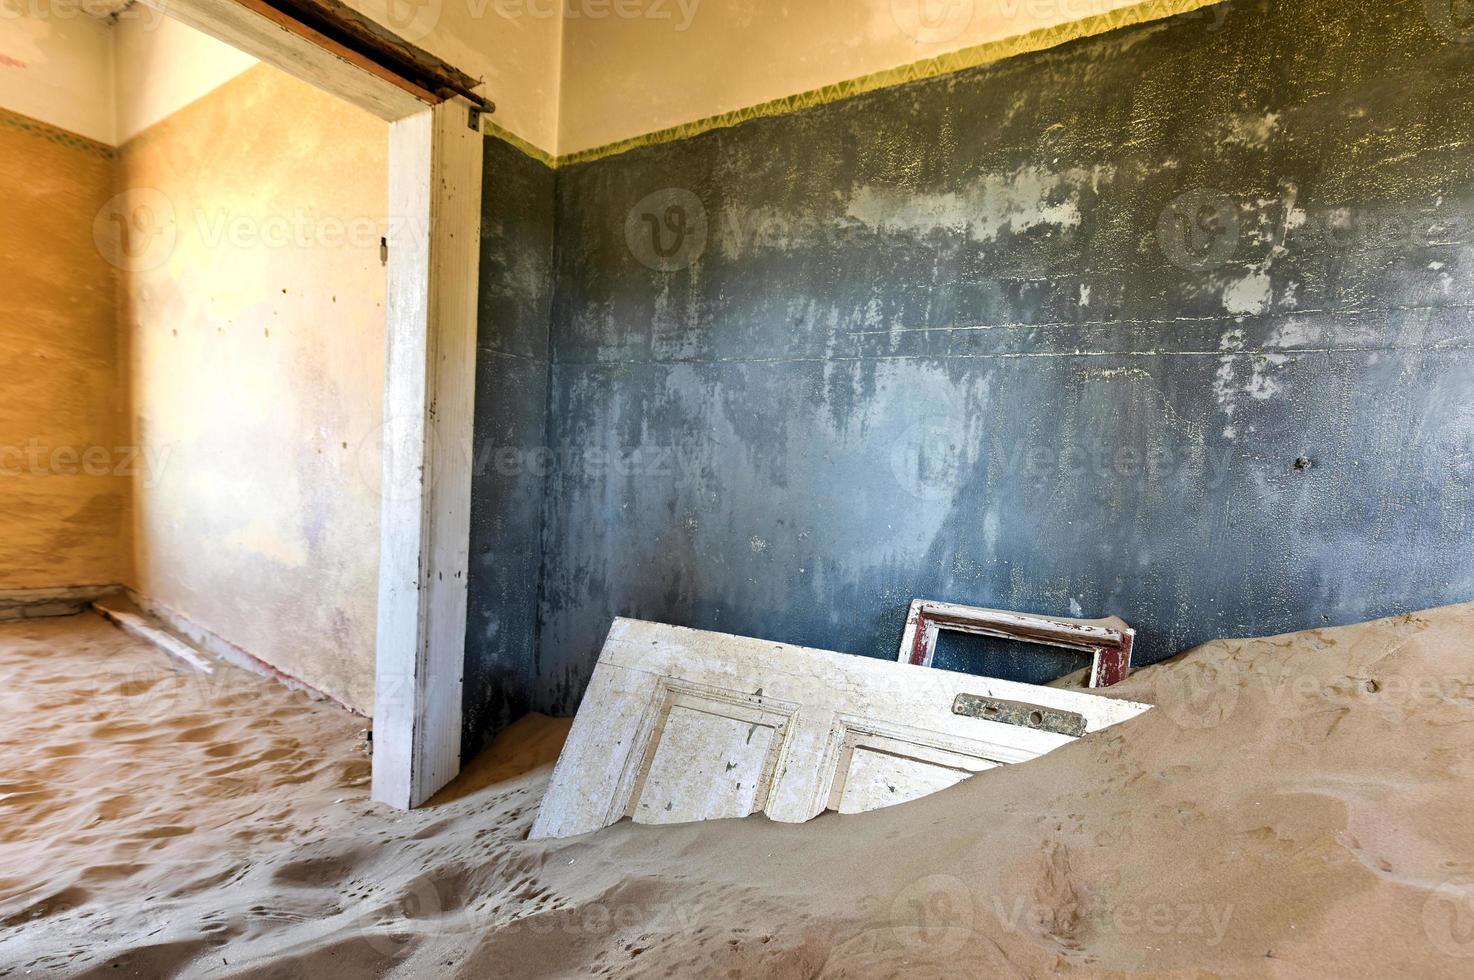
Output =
[
  {"x1": 138, "y1": 0, "x2": 483, "y2": 809},
  {"x1": 896, "y1": 599, "x2": 1135, "y2": 688}
]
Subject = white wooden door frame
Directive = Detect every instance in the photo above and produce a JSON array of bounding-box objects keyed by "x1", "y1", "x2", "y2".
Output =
[
  {"x1": 140, "y1": 0, "x2": 482, "y2": 809},
  {"x1": 373, "y1": 104, "x2": 481, "y2": 809}
]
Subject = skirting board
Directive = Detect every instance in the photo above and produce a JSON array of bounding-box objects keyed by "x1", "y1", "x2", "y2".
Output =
[
  {"x1": 0, "y1": 585, "x2": 121, "y2": 622},
  {"x1": 1, "y1": 583, "x2": 352, "y2": 714},
  {"x1": 123, "y1": 589, "x2": 364, "y2": 716}
]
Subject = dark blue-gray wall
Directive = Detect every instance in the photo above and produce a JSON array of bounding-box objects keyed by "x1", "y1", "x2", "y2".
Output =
[
  {"x1": 469, "y1": 0, "x2": 1474, "y2": 736},
  {"x1": 463, "y1": 137, "x2": 555, "y2": 758}
]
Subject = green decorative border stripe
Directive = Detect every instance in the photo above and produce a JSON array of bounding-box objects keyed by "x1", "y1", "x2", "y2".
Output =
[
  {"x1": 482, "y1": 118, "x2": 558, "y2": 168},
  {"x1": 0, "y1": 106, "x2": 114, "y2": 159},
  {"x1": 483, "y1": 0, "x2": 1221, "y2": 168}
]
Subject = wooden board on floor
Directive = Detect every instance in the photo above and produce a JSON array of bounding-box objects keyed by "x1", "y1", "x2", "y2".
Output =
[
  {"x1": 530, "y1": 619, "x2": 1151, "y2": 840},
  {"x1": 93, "y1": 598, "x2": 215, "y2": 673}
]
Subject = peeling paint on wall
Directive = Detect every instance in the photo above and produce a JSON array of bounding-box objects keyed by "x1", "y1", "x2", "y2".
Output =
[
  {"x1": 842, "y1": 165, "x2": 1110, "y2": 243},
  {"x1": 463, "y1": 0, "x2": 1474, "y2": 737}
]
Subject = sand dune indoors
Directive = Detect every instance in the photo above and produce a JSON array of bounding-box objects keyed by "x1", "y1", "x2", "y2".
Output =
[{"x1": 2, "y1": 606, "x2": 1473, "y2": 977}]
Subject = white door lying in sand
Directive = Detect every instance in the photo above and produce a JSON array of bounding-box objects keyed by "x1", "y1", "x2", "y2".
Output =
[{"x1": 530, "y1": 619, "x2": 1151, "y2": 840}]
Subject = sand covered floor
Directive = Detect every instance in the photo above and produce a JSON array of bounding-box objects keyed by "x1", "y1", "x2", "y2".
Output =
[{"x1": 2, "y1": 607, "x2": 1474, "y2": 978}]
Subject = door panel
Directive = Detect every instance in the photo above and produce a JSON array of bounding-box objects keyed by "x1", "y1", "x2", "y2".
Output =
[{"x1": 532, "y1": 619, "x2": 1152, "y2": 840}]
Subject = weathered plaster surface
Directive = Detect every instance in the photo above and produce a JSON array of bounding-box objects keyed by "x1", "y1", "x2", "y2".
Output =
[
  {"x1": 120, "y1": 64, "x2": 388, "y2": 713},
  {"x1": 463, "y1": 136, "x2": 555, "y2": 759},
  {"x1": 111, "y1": 13, "x2": 258, "y2": 146},
  {"x1": 338, "y1": 0, "x2": 563, "y2": 153},
  {"x1": 0, "y1": 118, "x2": 126, "y2": 589},
  {"x1": 0, "y1": 5, "x2": 257, "y2": 148},
  {"x1": 0, "y1": 4, "x2": 113, "y2": 144},
  {"x1": 501, "y1": 0, "x2": 1474, "y2": 717},
  {"x1": 555, "y1": 0, "x2": 1192, "y2": 156}
]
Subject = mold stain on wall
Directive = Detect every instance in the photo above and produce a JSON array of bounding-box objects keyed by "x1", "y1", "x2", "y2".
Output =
[{"x1": 462, "y1": 0, "x2": 1474, "y2": 734}]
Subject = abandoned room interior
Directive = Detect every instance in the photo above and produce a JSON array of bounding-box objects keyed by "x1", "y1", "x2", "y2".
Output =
[{"x1": 3, "y1": 0, "x2": 1473, "y2": 974}]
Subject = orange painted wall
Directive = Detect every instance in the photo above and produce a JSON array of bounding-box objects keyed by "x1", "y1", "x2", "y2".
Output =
[{"x1": 0, "y1": 111, "x2": 128, "y2": 591}]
